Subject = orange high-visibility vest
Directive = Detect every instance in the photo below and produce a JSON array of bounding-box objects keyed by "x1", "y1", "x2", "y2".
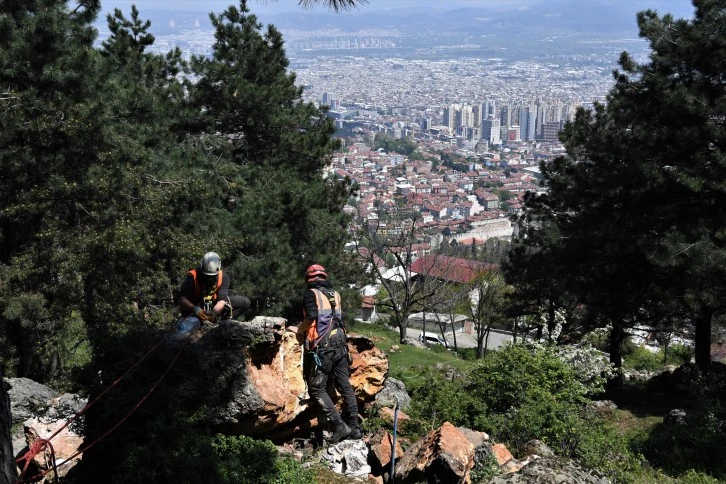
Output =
[{"x1": 188, "y1": 269, "x2": 223, "y2": 304}]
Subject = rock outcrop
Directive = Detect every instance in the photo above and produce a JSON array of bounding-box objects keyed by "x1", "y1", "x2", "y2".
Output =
[{"x1": 163, "y1": 317, "x2": 387, "y2": 439}]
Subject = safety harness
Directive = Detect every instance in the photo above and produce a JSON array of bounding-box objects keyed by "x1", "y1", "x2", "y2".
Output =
[
  {"x1": 303, "y1": 288, "x2": 344, "y2": 351},
  {"x1": 188, "y1": 269, "x2": 223, "y2": 312},
  {"x1": 302, "y1": 287, "x2": 346, "y2": 376}
]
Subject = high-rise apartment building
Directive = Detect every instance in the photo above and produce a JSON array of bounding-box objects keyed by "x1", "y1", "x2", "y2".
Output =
[
  {"x1": 519, "y1": 105, "x2": 537, "y2": 142},
  {"x1": 482, "y1": 115, "x2": 501, "y2": 145},
  {"x1": 443, "y1": 103, "x2": 460, "y2": 129}
]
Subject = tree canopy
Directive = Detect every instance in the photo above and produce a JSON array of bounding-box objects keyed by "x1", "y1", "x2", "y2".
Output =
[{"x1": 505, "y1": 0, "x2": 726, "y2": 375}]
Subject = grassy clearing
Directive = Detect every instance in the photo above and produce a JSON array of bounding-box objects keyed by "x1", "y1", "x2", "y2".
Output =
[{"x1": 349, "y1": 321, "x2": 475, "y2": 392}]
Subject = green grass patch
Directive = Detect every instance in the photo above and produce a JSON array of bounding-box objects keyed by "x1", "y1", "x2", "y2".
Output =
[{"x1": 350, "y1": 322, "x2": 474, "y2": 392}]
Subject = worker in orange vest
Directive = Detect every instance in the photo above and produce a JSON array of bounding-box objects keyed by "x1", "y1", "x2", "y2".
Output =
[
  {"x1": 290, "y1": 264, "x2": 361, "y2": 443},
  {"x1": 176, "y1": 252, "x2": 250, "y2": 324}
]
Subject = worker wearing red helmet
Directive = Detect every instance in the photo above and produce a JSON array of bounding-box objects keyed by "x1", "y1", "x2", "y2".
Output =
[{"x1": 295, "y1": 264, "x2": 361, "y2": 443}]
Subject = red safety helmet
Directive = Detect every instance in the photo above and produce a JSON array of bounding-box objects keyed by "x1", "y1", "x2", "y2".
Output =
[{"x1": 305, "y1": 264, "x2": 327, "y2": 281}]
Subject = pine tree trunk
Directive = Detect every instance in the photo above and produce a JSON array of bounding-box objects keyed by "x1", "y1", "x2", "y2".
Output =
[
  {"x1": 1, "y1": 368, "x2": 16, "y2": 484},
  {"x1": 694, "y1": 310, "x2": 712, "y2": 371},
  {"x1": 607, "y1": 321, "x2": 625, "y2": 391}
]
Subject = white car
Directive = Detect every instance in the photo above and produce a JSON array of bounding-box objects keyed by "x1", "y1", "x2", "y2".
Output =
[{"x1": 418, "y1": 332, "x2": 446, "y2": 345}]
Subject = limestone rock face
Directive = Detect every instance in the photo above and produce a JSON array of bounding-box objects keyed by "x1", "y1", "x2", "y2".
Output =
[
  {"x1": 348, "y1": 335, "x2": 388, "y2": 402},
  {"x1": 165, "y1": 318, "x2": 387, "y2": 438},
  {"x1": 5, "y1": 379, "x2": 57, "y2": 426},
  {"x1": 394, "y1": 421, "x2": 475, "y2": 484}
]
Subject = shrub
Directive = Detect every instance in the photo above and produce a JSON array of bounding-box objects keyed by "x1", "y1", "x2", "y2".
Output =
[
  {"x1": 77, "y1": 409, "x2": 312, "y2": 484},
  {"x1": 623, "y1": 344, "x2": 662, "y2": 372},
  {"x1": 466, "y1": 343, "x2": 593, "y2": 414},
  {"x1": 407, "y1": 373, "x2": 485, "y2": 434}
]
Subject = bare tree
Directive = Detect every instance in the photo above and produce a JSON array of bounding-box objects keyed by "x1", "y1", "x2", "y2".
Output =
[
  {"x1": 356, "y1": 215, "x2": 437, "y2": 343},
  {"x1": 468, "y1": 267, "x2": 509, "y2": 358}
]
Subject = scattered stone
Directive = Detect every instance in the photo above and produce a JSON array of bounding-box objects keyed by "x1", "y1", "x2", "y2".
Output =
[
  {"x1": 489, "y1": 456, "x2": 611, "y2": 483},
  {"x1": 664, "y1": 408, "x2": 687, "y2": 426},
  {"x1": 521, "y1": 439, "x2": 555, "y2": 458},
  {"x1": 491, "y1": 443, "x2": 514, "y2": 465},
  {"x1": 394, "y1": 421, "x2": 474, "y2": 484},
  {"x1": 586, "y1": 400, "x2": 618, "y2": 415},
  {"x1": 374, "y1": 378, "x2": 411, "y2": 410},
  {"x1": 368, "y1": 430, "x2": 404, "y2": 473},
  {"x1": 322, "y1": 439, "x2": 371, "y2": 478}
]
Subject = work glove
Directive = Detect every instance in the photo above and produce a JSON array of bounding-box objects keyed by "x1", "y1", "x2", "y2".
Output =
[
  {"x1": 205, "y1": 311, "x2": 217, "y2": 323},
  {"x1": 193, "y1": 306, "x2": 210, "y2": 321}
]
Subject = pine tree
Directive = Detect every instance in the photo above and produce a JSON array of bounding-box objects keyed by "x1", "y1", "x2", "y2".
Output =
[
  {"x1": 188, "y1": 1, "x2": 353, "y2": 318},
  {"x1": 507, "y1": 0, "x2": 726, "y2": 376},
  {"x1": 0, "y1": 0, "x2": 103, "y2": 380}
]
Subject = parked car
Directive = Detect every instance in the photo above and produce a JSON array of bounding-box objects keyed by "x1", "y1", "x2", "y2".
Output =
[{"x1": 418, "y1": 332, "x2": 446, "y2": 345}]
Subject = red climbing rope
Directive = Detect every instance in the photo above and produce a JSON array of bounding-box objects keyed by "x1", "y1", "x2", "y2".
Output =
[
  {"x1": 15, "y1": 438, "x2": 58, "y2": 484},
  {"x1": 14, "y1": 330, "x2": 192, "y2": 483}
]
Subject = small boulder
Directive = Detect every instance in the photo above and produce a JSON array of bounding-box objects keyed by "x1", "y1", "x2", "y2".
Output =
[
  {"x1": 521, "y1": 439, "x2": 555, "y2": 458},
  {"x1": 322, "y1": 439, "x2": 371, "y2": 478},
  {"x1": 664, "y1": 408, "x2": 687, "y2": 426},
  {"x1": 368, "y1": 429, "x2": 404, "y2": 473},
  {"x1": 374, "y1": 377, "x2": 411, "y2": 410},
  {"x1": 394, "y1": 421, "x2": 474, "y2": 484}
]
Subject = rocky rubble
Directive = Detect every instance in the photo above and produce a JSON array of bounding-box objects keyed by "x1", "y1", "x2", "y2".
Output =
[{"x1": 3, "y1": 378, "x2": 87, "y2": 482}]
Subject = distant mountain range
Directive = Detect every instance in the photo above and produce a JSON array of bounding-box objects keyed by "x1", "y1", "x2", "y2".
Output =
[
  {"x1": 95, "y1": 0, "x2": 695, "y2": 59},
  {"x1": 257, "y1": 0, "x2": 694, "y2": 35},
  {"x1": 97, "y1": 0, "x2": 694, "y2": 35}
]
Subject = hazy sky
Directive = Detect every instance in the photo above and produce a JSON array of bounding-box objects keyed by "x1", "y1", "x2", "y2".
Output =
[{"x1": 100, "y1": 0, "x2": 696, "y2": 17}]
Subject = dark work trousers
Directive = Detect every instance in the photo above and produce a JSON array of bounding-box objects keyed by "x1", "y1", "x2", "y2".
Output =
[
  {"x1": 220, "y1": 295, "x2": 251, "y2": 320},
  {"x1": 306, "y1": 344, "x2": 360, "y2": 429}
]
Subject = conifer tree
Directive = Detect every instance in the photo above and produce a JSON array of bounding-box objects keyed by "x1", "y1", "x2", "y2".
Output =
[
  {"x1": 188, "y1": 1, "x2": 353, "y2": 318},
  {"x1": 0, "y1": 0, "x2": 102, "y2": 380},
  {"x1": 508, "y1": 0, "x2": 725, "y2": 375}
]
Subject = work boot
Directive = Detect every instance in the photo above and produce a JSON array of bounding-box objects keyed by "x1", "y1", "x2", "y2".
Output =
[
  {"x1": 328, "y1": 421, "x2": 352, "y2": 444},
  {"x1": 348, "y1": 425, "x2": 362, "y2": 440}
]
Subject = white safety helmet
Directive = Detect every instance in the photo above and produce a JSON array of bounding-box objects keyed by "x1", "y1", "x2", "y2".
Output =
[{"x1": 200, "y1": 252, "x2": 222, "y2": 276}]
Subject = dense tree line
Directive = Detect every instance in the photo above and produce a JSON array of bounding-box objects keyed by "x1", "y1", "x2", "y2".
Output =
[
  {"x1": 0, "y1": 0, "x2": 354, "y2": 386},
  {"x1": 0, "y1": 0, "x2": 361, "y2": 480},
  {"x1": 504, "y1": 0, "x2": 725, "y2": 382}
]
